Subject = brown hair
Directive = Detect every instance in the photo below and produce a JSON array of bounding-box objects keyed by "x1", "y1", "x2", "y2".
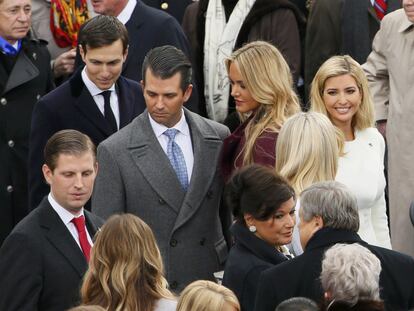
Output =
[
  {"x1": 81, "y1": 214, "x2": 174, "y2": 311},
  {"x1": 44, "y1": 129, "x2": 96, "y2": 171},
  {"x1": 78, "y1": 15, "x2": 129, "y2": 54}
]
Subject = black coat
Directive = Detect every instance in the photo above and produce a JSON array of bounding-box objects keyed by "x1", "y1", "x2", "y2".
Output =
[
  {"x1": 28, "y1": 68, "x2": 145, "y2": 210},
  {"x1": 223, "y1": 222, "x2": 289, "y2": 311},
  {"x1": 0, "y1": 197, "x2": 104, "y2": 311},
  {"x1": 254, "y1": 227, "x2": 414, "y2": 311},
  {"x1": 0, "y1": 37, "x2": 53, "y2": 246},
  {"x1": 142, "y1": 0, "x2": 193, "y2": 23}
]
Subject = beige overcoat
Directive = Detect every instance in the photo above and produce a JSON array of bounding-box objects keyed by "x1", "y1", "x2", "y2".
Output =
[{"x1": 363, "y1": 9, "x2": 414, "y2": 256}]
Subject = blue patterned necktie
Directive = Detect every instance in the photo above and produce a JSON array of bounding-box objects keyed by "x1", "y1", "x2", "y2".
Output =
[{"x1": 164, "y1": 129, "x2": 189, "y2": 191}]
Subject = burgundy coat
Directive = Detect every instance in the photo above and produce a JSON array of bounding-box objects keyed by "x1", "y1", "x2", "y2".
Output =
[{"x1": 220, "y1": 118, "x2": 278, "y2": 182}]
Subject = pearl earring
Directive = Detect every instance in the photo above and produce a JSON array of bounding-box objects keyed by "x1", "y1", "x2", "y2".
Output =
[{"x1": 249, "y1": 225, "x2": 257, "y2": 233}]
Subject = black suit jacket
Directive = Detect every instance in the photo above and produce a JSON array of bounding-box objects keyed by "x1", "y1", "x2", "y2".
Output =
[
  {"x1": 222, "y1": 222, "x2": 288, "y2": 311},
  {"x1": 0, "y1": 197, "x2": 104, "y2": 311},
  {"x1": 28, "y1": 68, "x2": 145, "y2": 210},
  {"x1": 254, "y1": 228, "x2": 414, "y2": 311},
  {"x1": 142, "y1": 0, "x2": 193, "y2": 23}
]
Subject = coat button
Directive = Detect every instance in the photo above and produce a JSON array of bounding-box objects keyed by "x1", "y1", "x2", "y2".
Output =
[
  {"x1": 6, "y1": 185, "x2": 13, "y2": 193},
  {"x1": 206, "y1": 190, "x2": 213, "y2": 198},
  {"x1": 36, "y1": 94, "x2": 41, "y2": 100},
  {"x1": 170, "y1": 239, "x2": 178, "y2": 247},
  {"x1": 0, "y1": 98, "x2": 7, "y2": 106},
  {"x1": 8, "y1": 140, "x2": 14, "y2": 147},
  {"x1": 158, "y1": 198, "x2": 165, "y2": 204},
  {"x1": 199, "y1": 238, "x2": 206, "y2": 246},
  {"x1": 170, "y1": 281, "x2": 178, "y2": 290},
  {"x1": 161, "y1": 2, "x2": 168, "y2": 9}
]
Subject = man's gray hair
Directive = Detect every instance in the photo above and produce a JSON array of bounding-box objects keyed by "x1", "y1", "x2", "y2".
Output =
[
  {"x1": 300, "y1": 181, "x2": 359, "y2": 231},
  {"x1": 321, "y1": 243, "x2": 381, "y2": 306}
]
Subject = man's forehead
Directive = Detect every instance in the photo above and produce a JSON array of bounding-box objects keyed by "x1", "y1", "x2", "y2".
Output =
[{"x1": 0, "y1": 0, "x2": 31, "y2": 9}]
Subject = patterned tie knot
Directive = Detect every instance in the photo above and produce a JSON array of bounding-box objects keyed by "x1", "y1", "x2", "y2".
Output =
[
  {"x1": 164, "y1": 128, "x2": 179, "y2": 140},
  {"x1": 71, "y1": 215, "x2": 86, "y2": 233}
]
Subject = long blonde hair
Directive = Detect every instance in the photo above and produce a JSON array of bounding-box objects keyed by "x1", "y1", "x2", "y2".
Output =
[
  {"x1": 225, "y1": 41, "x2": 301, "y2": 166},
  {"x1": 177, "y1": 280, "x2": 240, "y2": 311},
  {"x1": 310, "y1": 55, "x2": 374, "y2": 131},
  {"x1": 275, "y1": 112, "x2": 341, "y2": 194},
  {"x1": 81, "y1": 214, "x2": 173, "y2": 311}
]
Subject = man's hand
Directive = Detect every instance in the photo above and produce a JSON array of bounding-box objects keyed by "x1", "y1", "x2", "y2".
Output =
[
  {"x1": 377, "y1": 120, "x2": 387, "y2": 139},
  {"x1": 53, "y1": 48, "x2": 76, "y2": 78}
]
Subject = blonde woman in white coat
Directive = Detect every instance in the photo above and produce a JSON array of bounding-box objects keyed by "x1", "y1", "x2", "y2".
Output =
[{"x1": 310, "y1": 55, "x2": 391, "y2": 249}]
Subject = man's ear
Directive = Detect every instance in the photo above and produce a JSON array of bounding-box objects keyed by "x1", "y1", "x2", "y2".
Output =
[
  {"x1": 94, "y1": 161, "x2": 98, "y2": 176},
  {"x1": 183, "y1": 84, "x2": 193, "y2": 103},
  {"x1": 140, "y1": 80, "x2": 145, "y2": 91},
  {"x1": 79, "y1": 45, "x2": 86, "y2": 63},
  {"x1": 313, "y1": 215, "x2": 324, "y2": 231},
  {"x1": 42, "y1": 164, "x2": 53, "y2": 185}
]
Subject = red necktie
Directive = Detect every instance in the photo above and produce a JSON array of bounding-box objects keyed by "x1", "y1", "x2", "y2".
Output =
[
  {"x1": 71, "y1": 215, "x2": 92, "y2": 262},
  {"x1": 374, "y1": 0, "x2": 387, "y2": 20}
]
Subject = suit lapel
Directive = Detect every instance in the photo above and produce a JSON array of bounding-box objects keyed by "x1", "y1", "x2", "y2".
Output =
[
  {"x1": 123, "y1": 1, "x2": 145, "y2": 73},
  {"x1": 117, "y1": 77, "x2": 134, "y2": 128},
  {"x1": 39, "y1": 199, "x2": 87, "y2": 278},
  {"x1": 174, "y1": 110, "x2": 223, "y2": 230},
  {"x1": 3, "y1": 51, "x2": 39, "y2": 93},
  {"x1": 128, "y1": 112, "x2": 186, "y2": 213}
]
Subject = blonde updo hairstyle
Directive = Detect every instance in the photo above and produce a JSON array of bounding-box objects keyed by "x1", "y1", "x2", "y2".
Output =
[
  {"x1": 276, "y1": 112, "x2": 341, "y2": 194},
  {"x1": 81, "y1": 214, "x2": 173, "y2": 311},
  {"x1": 225, "y1": 41, "x2": 301, "y2": 166},
  {"x1": 310, "y1": 55, "x2": 374, "y2": 131},
  {"x1": 177, "y1": 280, "x2": 240, "y2": 311}
]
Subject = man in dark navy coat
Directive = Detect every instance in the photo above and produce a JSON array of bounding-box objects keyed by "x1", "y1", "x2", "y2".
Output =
[
  {"x1": 88, "y1": 0, "x2": 199, "y2": 113},
  {"x1": 29, "y1": 16, "x2": 145, "y2": 210},
  {"x1": 0, "y1": 0, "x2": 54, "y2": 246},
  {"x1": 0, "y1": 130, "x2": 104, "y2": 311},
  {"x1": 254, "y1": 181, "x2": 414, "y2": 311}
]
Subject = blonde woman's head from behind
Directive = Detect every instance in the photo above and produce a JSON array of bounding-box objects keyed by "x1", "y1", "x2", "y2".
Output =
[
  {"x1": 177, "y1": 280, "x2": 240, "y2": 311},
  {"x1": 276, "y1": 112, "x2": 341, "y2": 194}
]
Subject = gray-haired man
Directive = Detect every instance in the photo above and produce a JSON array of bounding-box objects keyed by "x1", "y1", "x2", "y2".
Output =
[{"x1": 254, "y1": 181, "x2": 414, "y2": 311}]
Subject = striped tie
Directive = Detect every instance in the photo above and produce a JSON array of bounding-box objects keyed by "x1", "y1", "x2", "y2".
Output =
[{"x1": 374, "y1": 0, "x2": 387, "y2": 20}]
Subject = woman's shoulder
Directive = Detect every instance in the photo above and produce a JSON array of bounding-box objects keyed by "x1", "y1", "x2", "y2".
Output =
[
  {"x1": 154, "y1": 298, "x2": 177, "y2": 311},
  {"x1": 355, "y1": 128, "x2": 385, "y2": 147}
]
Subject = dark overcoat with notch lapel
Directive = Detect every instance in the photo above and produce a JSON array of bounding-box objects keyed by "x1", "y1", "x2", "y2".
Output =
[
  {"x1": 92, "y1": 108, "x2": 231, "y2": 292},
  {"x1": 0, "y1": 37, "x2": 53, "y2": 246},
  {"x1": 0, "y1": 197, "x2": 104, "y2": 311},
  {"x1": 28, "y1": 68, "x2": 145, "y2": 210}
]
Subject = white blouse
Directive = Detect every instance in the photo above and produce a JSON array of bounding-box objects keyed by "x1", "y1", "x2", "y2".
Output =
[{"x1": 336, "y1": 128, "x2": 392, "y2": 249}]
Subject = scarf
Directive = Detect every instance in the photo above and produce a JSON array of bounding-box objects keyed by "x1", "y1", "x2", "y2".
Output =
[
  {"x1": 0, "y1": 37, "x2": 21, "y2": 56},
  {"x1": 203, "y1": 0, "x2": 256, "y2": 122},
  {"x1": 50, "y1": 0, "x2": 90, "y2": 48}
]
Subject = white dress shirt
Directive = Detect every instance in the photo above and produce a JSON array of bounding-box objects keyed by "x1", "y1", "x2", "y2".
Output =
[
  {"x1": 117, "y1": 0, "x2": 137, "y2": 24},
  {"x1": 148, "y1": 110, "x2": 194, "y2": 182},
  {"x1": 48, "y1": 193, "x2": 93, "y2": 249},
  {"x1": 81, "y1": 68, "x2": 120, "y2": 129}
]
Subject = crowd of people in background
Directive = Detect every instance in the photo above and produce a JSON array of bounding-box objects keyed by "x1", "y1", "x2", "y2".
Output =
[{"x1": 1, "y1": 0, "x2": 414, "y2": 310}]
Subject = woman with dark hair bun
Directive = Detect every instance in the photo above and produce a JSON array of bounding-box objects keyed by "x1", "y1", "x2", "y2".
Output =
[{"x1": 222, "y1": 164, "x2": 296, "y2": 311}]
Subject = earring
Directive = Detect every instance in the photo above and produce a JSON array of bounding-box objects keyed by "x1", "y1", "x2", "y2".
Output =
[{"x1": 249, "y1": 225, "x2": 257, "y2": 233}]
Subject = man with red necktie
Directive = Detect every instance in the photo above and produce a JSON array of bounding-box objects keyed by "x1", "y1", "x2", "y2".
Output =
[{"x1": 0, "y1": 130, "x2": 104, "y2": 311}]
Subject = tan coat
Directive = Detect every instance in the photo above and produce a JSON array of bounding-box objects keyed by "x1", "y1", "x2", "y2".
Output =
[{"x1": 363, "y1": 9, "x2": 414, "y2": 257}]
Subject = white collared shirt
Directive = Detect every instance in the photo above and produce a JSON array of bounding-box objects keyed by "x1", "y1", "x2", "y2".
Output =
[
  {"x1": 81, "y1": 68, "x2": 120, "y2": 129},
  {"x1": 48, "y1": 193, "x2": 93, "y2": 249},
  {"x1": 149, "y1": 110, "x2": 194, "y2": 182},
  {"x1": 117, "y1": 0, "x2": 137, "y2": 24}
]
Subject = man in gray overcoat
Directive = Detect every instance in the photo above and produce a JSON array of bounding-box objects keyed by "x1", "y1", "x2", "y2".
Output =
[
  {"x1": 363, "y1": 0, "x2": 414, "y2": 257},
  {"x1": 92, "y1": 45, "x2": 231, "y2": 292}
]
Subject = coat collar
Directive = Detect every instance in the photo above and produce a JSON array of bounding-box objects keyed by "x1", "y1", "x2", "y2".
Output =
[
  {"x1": 305, "y1": 227, "x2": 366, "y2": 252},
  {"x1": 231, "y1": 222, "x2": 289, "y2": 264},
  {"x1": 37, "y1": 197, "x2": 98, "y2": 277}
]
